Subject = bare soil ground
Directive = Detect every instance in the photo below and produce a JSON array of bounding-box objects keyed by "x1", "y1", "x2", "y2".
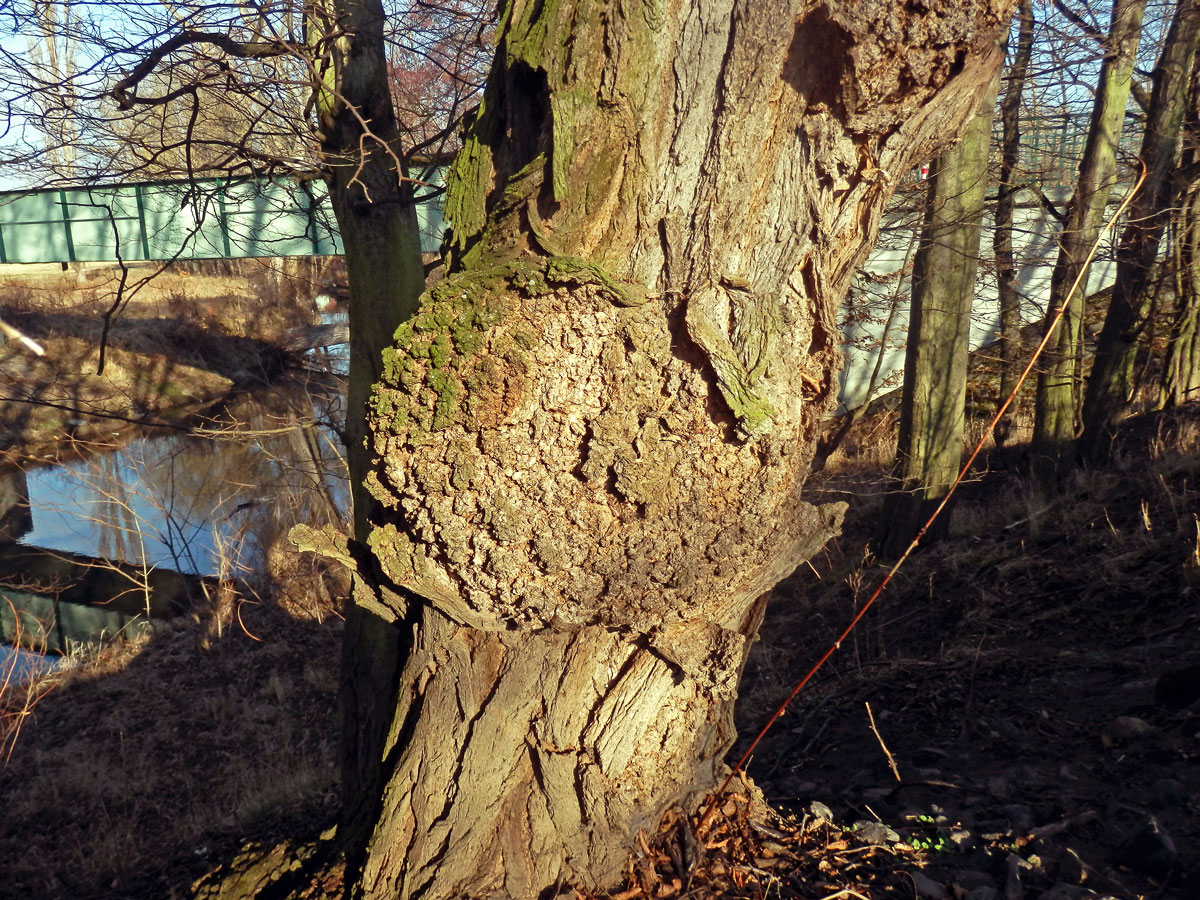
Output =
[
  {"x1": 732, "y1": 403, "x2": 1200, "y2": 900},
  {"x1": 0, "y1": 578, "x2": 345, "y2": 899}
]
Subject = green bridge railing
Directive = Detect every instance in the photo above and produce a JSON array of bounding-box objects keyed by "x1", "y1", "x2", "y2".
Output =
[{"x1": 0, "y1": 174, "x2": 445, "y2": 264}]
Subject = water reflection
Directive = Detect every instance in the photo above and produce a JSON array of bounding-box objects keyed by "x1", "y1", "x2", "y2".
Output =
[
  {"x1": 22, "y1": 370, "x2": 347, "y2": 579},
  {"x1": 0, "y1": 469, "x2": 31, "y2": 542},
  {"x1": 0, "y1": 367, "x2": 348, "y2": 666}
]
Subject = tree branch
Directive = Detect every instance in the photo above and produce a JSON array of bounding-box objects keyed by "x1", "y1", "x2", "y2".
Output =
[
  {"x1": 1052, "y1": 0, "x2": 1103, "y2": 41},
  {"x1": 111, "y1": 31, "x2": 296, "y2": 109}
]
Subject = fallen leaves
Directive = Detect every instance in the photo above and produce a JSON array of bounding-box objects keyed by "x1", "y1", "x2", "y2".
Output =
[{"x1": 583, "y1": 792, "x2": 928, "y2": 900}]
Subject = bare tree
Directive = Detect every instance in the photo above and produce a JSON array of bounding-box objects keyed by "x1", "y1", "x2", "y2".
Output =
[
  {"x1": 1032, "y1": 0, "x2": 1147, "y2": 463},
  {"x1": 992, "y1": 0, "x2": 1035, "y2": 445},
  {"x1": 323, "y1": 3, "x2": 1011, "y2": 897},
  {"x1": 1160, "y1": 64, "x2": 1200, "y2": 406},
  {"x1": 1081, "y1": 0, "x2": 1200, "y2": 456},
  {"x1": 877, "y1": 68, "x2": 1001, "y2": 558},
  {"x1": 0, "y1": 0, "x2": 489, "y2": 186}
]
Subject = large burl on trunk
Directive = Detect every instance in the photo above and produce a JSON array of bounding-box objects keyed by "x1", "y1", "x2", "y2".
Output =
[{"x1": 340, "y1": 1, "x2": 1011, "y2": 897}]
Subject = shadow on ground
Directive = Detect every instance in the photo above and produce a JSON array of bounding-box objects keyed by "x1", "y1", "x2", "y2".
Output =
[
  {"x1": 738, "y1": 404, "x2": 1200, "y2": 899},
  {"x1": 0, "y1": 600, "x2": 342, "y2": 899}
]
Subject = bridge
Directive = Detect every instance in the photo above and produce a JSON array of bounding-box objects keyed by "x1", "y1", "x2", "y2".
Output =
[
  {"x1": 0, "y1": 467, "x2": 231, "y2": 657},
  {"x1": 0, "y1": 172, "x2": 446, "y2": 265}
]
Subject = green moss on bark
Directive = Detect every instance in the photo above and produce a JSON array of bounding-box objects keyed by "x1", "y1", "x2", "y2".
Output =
[
  {"x1": 443, "y1": 99, "x2": 495, "y2": 254},
  {"x1": 371, "y1": 257, "x2": 639, "y2": 449},
  {"x1": 502, "y1": 0, "x2": 572, "y2": 74}
]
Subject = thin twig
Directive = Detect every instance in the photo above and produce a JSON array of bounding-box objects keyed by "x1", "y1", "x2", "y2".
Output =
[
  {"x1": 0, "y1": 317, "x2": 46, "y2": 356},
  {"x1": 865, "y1": 701, "x2": 901, "y2": 782},
  {"x1": 816, "y1": 889, "x2": 872, "y2": 900}
]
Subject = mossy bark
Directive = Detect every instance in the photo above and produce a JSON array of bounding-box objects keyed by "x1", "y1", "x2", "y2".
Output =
[
  {"x1": 877, "y1": 70, "x2": 1000, "y2": 559},
  {"x1": 1161, "y1": 83, "x2": 1200, "y2": 408},
  {"x1": 1081, "y1": 0, "x2": 1200, "y2": 458},
  {"x1": 1160, "y1": 207, "x2": 1200, "y2": 404},
  {"x1": 341, "y1": 2, "x2": 1013, "y2": 898},
  {"x1": 1032, "y1": 0, "x2": 1146, "y2": 463}
]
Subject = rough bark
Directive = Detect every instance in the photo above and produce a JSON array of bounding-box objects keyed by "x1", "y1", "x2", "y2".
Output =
[
  {"x1": 333, "y1": 2, "x2": 1012, "y2": 898},
  {"x1": 877, "y1": 70, "x2": 1000, "y2": 559},
  {"x1": 1081, "y1": 0, "x2": 1200, "y2": 457},
  {"x1": 992, "y1": 0, "x2": 1034, "y2": 446},
  {"x1": 1161, "y1": 222, "x2": 1200, "y2": 405},
  {"x1": 1032, "y1": 0, "x2": 1146, "y2": 461}
]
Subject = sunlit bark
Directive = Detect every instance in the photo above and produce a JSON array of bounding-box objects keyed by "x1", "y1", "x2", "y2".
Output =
[
  {"x1": 992, "y1": 0, "x2": 1034, "y2": 446},
  {"x1": 335, "y1": 2, "x2": 1013, "y2": 897},
  {"x1": 877, "y1": 71, "x2": 1000, "y2": 559},
  {"x1": 1081, "y1": 0, "x2": 1200, "y2": 457},
  {"x1": 1032, "y1": 0, "x2": 1146, "y2": 463}
]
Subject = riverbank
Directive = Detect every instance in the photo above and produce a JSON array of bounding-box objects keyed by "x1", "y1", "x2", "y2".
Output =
[
  {"x1": 1, "y1": 403, "x2": 1195, "y2": 898},
  {"x1": 0, "y1": 257, "x2": 344, "y2": 468}
]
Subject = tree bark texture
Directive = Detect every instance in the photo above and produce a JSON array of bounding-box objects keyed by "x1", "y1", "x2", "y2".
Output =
[
  {"x1": 1161, "y1": 172, "x2": 1200, "y2": 407},
  {"x1": 341, "y1": 2, "x2": 1012, "y2": 897},
  {"x1": 307, "y1": 0, "x2": 429, "y2": 868},
  {"x1": 992, "y1": 0, "x2": 1034, "y2": 446},
  {"x1": 1080, "y1": 0, "x2": 1200, "y2": 459},
  {"x1": 877, "y1": 70, "x2": 1000, "y2": 559},
  {"x1": 1033, "y1": 0, "x2": 1146, "y2": 458},
  {"x1": 310, "y1": 0, "x2": 428, "y2": 536}
]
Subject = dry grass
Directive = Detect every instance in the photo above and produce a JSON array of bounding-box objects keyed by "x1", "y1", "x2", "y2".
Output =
[
  {"x1": 0, "y1": 257, "x2": 347, "y2": 473},
  {"x1": 2, "y1": 253, "x2": 1196, "y2": 898},
  {"x1": 0, "y1": 420, "x2": 349, "y2": 897},
  {"x1": 0, "y1": 256, "x2": 350, "y2": 898},
  {"x1": 5, "y1": 400, "x2": 1198, "y2": 898},
  {"x1": 790, "y1": 407, "x2": 1200, "y2": 673},
  {"x1": 0, "y1": 257, "x2": 343, "y2": 344},
  {"x1": 732, "y1": 403, "x2": 1200, "y2": 900},
  {"x1": 0, "y1": 600, "x2": 342, "y2": 899},
  {"x1": 0, "y1": 605, "x2": 64, "y2": 763}
]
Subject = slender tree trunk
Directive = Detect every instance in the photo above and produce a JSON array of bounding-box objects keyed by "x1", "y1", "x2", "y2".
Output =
[
  {"x1": 877, "y1": 71, "x2": 1000, "y2": 559},
  {"x1": 1032, "y1": 0, "x2": 1146, "y2": 463},
  {"x1": 331, "y1": 2, "x2": 1012, "y2": 897},
  {"x1": 1161, "y1": 179, "x2": 1200, "y2": 406},
  {"x1": 993, "y1": 0, "x2": 1034, "y2": 446},
  {"x1": 1161, "y1": 64, "x2": 1200, "y2": 407},
  {"x1": 306, "y1": 0, "x2": 428, "y2": 871},
  {"x1": 813, "y1": 252, "x2": 911, "y2": 472},
  {"x1": 1081, "y1": 0, "x2": 1200, "y2": 459}
]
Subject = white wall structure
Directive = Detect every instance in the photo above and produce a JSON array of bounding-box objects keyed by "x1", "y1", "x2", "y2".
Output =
[{"x1": 837, "y1": 190, "x2": 1121, "y2": 411}]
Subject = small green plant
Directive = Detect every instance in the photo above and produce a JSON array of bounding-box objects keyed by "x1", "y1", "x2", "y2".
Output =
[
  {"x1": 904, "y1": 813, "x2": 953, "y2": 854},
  {"x1": 906, "y1": 832, "x2": 952, "y2": 853}
]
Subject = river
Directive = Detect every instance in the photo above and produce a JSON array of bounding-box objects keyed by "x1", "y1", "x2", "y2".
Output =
[{"x1": 0, "y1": 359, "x2": 349, "y2": 676}]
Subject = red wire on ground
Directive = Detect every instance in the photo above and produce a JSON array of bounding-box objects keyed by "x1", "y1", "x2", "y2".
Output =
[{"x1": 700, "y1": 162, "x2": 1147, "y2": 830}]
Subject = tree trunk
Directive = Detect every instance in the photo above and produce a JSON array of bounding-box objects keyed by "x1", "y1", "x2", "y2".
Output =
[
  {"x1": 306, "y1": 0, "x2": 429, "y2": 871},
  {"x1": 1081, "y1": 0, "x2": 1200, "y2": 459},
  {"x1": 992, "y1": 0, "x2": 1034, "y2": 446},
  {"x1": 1032, "y1": 0, "x2": 1146, "y2": 462},
  {"x1": 877, "y1": 71, "x2": 1000, "y2": 559},
  {"x1": 813, "y1": 254, "x2": 911, "y2": 472},
  {"x1": 343, "y1": 2, "x2": 1012, "y2": 897},
  {"x1": 1161, "y1": 176, "x2": 1200, "y2": 406}
]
